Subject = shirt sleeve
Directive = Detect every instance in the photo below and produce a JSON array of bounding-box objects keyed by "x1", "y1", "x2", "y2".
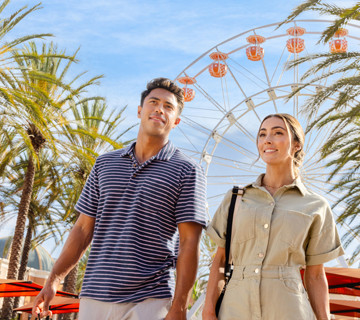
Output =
[
  {"x1": 206, "y1": 189, "x2": 233, "y2": 248},
  {"x1": 74, "y1": 159, "x2": 100, "y2": 218},
  {"x1": 174, "y1": 163, "x2": 207, "y2": 227},
  {"x1": 305, "y1": 201, "x2": 345, "y2": 266}
]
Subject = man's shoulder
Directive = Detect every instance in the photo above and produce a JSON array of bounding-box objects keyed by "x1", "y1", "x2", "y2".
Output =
[
  {"x1": 96, "y1": 148, "x2": 128, "y2": 163},
  {"x1": 171, "y1": 148, "x2": 202, "y2": 170}
]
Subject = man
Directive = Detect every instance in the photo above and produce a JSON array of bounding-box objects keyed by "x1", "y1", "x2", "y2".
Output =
[{"x1": 32, "y1": 78, "x2": 206, "y2": 320}]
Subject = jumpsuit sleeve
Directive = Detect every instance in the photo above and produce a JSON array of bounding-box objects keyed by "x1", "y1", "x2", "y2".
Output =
[
  {"x1": 206, "y1": 189, "x2": 233, "y2": 248},
  {"x1": 305, "y1": 201, "x2": 345, "y2": 266}
]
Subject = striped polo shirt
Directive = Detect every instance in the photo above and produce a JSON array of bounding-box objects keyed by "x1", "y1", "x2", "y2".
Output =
[{"x1": 75, "y1": 141, "x2": 207, "y2": 303}]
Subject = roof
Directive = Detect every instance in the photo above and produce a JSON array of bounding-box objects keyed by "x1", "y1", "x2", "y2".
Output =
[{"x1": 0, "y1": 237, "x2": 54, "y2": 272}]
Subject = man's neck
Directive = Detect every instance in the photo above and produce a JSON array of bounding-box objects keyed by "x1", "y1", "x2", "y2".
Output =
[{"x1": 134, "y1": 134, "x2": 168, "y2": 164}]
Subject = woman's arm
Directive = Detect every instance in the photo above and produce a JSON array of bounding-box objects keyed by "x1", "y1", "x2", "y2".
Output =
[
  {"x1": 304, "y1": 264, "x2": 330, "y2": 320},
  {"x1": 202, "y1": 247, "x2": 226, "y2": 320}
]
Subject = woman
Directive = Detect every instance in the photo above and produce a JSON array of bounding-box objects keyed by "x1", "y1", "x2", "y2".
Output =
[{"x1": 203, "y1": 114, "x2": 344, "y2": 320}]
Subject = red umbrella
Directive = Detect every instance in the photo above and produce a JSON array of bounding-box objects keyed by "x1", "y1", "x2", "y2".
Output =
[
  {"x1": 326, "y1": 268, "x2": 360, "y2": 297},
  {"x1": 330, "y1": 299, "x2": 360, "y2": 318},
  {"x1": 0, "y1": 279, "x2": 77, "y2": 298},
  {"x1": 14, "y1": 296, "x2": 79, "y2": 314},
  {"x1": 300, "y1": 267, "x2": 360, "y2": 297}
]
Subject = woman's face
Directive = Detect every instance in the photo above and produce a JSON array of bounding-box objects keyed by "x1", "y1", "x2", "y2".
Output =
[{"x1": 257, "y1": 116, "x2": 299, "y2": 167}]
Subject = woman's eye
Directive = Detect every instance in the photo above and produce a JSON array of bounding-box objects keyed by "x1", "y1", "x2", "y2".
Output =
[{"x1": 275, "y1": 131, "x2": 283, "y2": 135}]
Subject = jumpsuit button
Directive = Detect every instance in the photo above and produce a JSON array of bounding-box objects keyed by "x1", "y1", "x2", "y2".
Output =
[
  {"x1": 133, "y1": 174, "x2": 136, "y2": 177},
  {"x1": 258, "y1": 252, "x2": 264, "y2": 258},
  {"x1": 264, "y1": 223, "x2": 269, "y2": 229},
  {"x1": 270, "y1": 202, "x2": 274, "y2": 206},
  {"x1": 254, "y1": 268, "x2": 259, "y2": 274},
  {"x1": 133, "y1": 163, "x2": 136, "y2": 167}
]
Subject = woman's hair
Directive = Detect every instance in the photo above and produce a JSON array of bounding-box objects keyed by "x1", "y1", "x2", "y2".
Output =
[{"x1": 257, "y1": 113, "x2": 305, "y2": 175}]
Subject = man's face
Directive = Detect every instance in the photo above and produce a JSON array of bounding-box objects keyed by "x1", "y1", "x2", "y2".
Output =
[{"x1": 138, "y1": 88, "x2": 181, "y2": 139}]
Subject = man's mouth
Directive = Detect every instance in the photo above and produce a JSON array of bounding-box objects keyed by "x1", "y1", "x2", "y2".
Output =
[{"x1": 149, "y1": 116, "x2": 165, "y2": 123}]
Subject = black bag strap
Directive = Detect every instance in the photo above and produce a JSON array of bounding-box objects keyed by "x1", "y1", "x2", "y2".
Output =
[{"x1": 224, "y1": 186, "x2": 242, "y2": 279}]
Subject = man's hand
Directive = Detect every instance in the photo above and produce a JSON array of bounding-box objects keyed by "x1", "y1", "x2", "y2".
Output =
[
  {"x1": 31, "y1": 280, "x2": 58, "y2": 318},
  {"x1": 32, "y1": 214, "x2": 94, "y2": 318}
]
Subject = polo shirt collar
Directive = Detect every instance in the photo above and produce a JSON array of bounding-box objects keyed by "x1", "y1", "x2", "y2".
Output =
[
  {"x1": 246, "y1": 173, "x2": 307, "y2": 196},
  {"x1": 118, "y1": 140, "x2": 177, "y2": 161}
]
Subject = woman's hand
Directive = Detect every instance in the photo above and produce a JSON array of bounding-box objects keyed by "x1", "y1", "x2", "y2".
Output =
[{"x1": 202, "y1": 307, "x2": 218, "y2": 320}]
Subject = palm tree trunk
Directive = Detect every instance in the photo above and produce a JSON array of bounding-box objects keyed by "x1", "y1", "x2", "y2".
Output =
[
  {"x1": 1, "y1": 154, "x2": 35, "y2": 320},
  {"x1": 12, "y1": 223, "x2": 33, "y2": 317},
  {"x1": 59, "y1": 263, "x2": 79, "y2": 320}
]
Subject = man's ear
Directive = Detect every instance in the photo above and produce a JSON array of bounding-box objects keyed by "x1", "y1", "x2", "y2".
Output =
[{"x1": 137, "y1": 105, "x2": 142, "y2": 119}]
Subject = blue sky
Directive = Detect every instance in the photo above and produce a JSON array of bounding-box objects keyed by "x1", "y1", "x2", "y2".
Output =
[
  {"x1": 2, "y1": 0, "x2": 359, "y2": 263},
  {"x1": 4, "y1": 0, "x2": 312, "y2": 123}
]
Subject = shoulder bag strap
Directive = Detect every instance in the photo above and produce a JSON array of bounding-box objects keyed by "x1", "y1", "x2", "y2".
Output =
[{"x1": 224, "y1": 186, "x2": 243, "y2": 279}]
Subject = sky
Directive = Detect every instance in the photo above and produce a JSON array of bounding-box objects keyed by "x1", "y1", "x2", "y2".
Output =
[{"x1": 1, "y1": 0, "x2": 359, "y2": 265}]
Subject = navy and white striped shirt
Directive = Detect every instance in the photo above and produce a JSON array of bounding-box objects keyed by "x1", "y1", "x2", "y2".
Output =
[{"x1": 75, "y1": 141, "x2": 207, "y2": 303}]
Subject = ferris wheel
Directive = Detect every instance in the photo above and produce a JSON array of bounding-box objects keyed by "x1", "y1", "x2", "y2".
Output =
[{"x1": 173, "y1": 19, "x2": 360, "y2": 236}]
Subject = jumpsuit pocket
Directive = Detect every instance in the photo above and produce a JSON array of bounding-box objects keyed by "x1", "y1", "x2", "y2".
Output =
[
  {"x1": 277, "y1": 209, "x2": 312, "y2": 247},
  {"x1": 232, "y1": 201, "x2": 256, "y2": 244},
  {"x1": 280, "y1": 278, "x2": 305, "y2": 295}
]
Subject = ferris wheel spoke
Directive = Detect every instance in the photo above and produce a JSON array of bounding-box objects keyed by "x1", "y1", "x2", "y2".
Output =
[
  {"x1": 215, "y1": 141, "x2": 257, "y2": 162},
  {"x1": 217, "y1": 136, "x2": 259, "y2": 159},
  {"x1": 261, "y1": 57, "x2": 272, "y2": 86},
  {"x1": 276, "y1": 52, "x2": 292, "y2": 87},
  {"x1": 233, "y1": 121, "x2": 257, "y2": 143},
  {"x1": 206, "y1": 153, "x2": 264, "y2": 169},
  {"x1": 227, "y1": 65, "x2": 248, "y2": 99},
  {"x1": 229, "y1": 59, "x2": 269, "y2": 88},
  {"x1": 271, "y1": 45, "x2": 287, "y2": 84},
  {"x1": 304, "y1": 124, "x2": 336, "y2": 167},
  {"x1": 181, "y1": 115, "x2": 214, "y2": 135},
  {"x1": 194, "y1": 82, "x2": 227, "y2": 113},
  {"x1": 177, "y1": 126, "x2": 201, "y2": 153},
  {"x1": 208, "y1": 161, "x2": 263, "y2": 174},
  {"x1": 305, "y1": 179, "x2": 331, "y2": 196},
  {"x1": 304, "y1": 176, "x2": 338, "y2": 187}
]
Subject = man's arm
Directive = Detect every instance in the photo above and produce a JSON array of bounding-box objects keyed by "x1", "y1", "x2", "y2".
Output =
[
  {"x1": 165, "y1": 222, "x2": 203, "y2": 320},
  {"x1": 304, "y1": 264, "x2": 330, "y2": 320},
  {"x1": 32, "y1": 213, "x2": 95, "y2": 318}
]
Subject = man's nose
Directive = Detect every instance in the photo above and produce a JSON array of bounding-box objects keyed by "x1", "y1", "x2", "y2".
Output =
[{"x1": 155, "y1": 103, "x2": 164, "y2": 113}]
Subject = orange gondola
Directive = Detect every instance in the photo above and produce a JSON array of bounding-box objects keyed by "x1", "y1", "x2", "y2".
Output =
[
  {"x1": 330, "y1": 28, "x2": 348, "y2": 53},
  {"x1": 246, "y1": 35, "x2": 265, "y2": 61}
]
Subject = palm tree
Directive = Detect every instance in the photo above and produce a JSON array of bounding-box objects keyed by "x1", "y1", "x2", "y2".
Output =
[
  {"x1": 0, "y1": 42, "x2": 102, "y2": 319},
  {"x1": 279, "y1": 0, "x2": 360, "y2": 264},
  {"x1": 0, "y1": 150, "x2": 65, "y2": 315}
]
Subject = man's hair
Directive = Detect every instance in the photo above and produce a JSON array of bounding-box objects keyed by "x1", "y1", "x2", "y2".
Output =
[{"x1": 140, "y1": 77, "x2": 184, "y2": 115}]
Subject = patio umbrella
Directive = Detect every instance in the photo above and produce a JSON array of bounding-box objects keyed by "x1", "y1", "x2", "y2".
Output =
[
  {"x1": 330, "y1": 299, "x2": 360, "y2": 318},
  {"x1": 14, "y1": 296, "x2": 79, "y2": 314},
  {"x1": 300, "y1": 268, "x2": 360, "y2": 297},
  {"x1": 326, "y1": 268, "x2": 360, "y2": 297},
  {"x1": 0, "y1": 279, "x2": 77, "y2": 297}
]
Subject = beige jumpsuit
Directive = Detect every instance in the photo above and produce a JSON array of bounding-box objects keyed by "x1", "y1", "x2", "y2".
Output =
[{"x1": 207, "y1": 174, "x2": 344, "y2": 320}]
